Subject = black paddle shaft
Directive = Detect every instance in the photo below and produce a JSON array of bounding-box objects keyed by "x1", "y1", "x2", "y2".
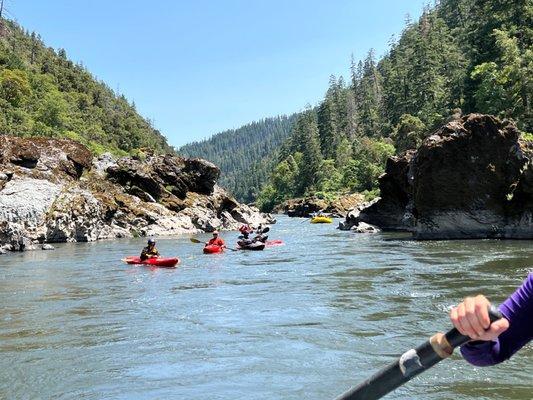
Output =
[{"x1": 335, "y1": 306, "x2": 503, "y2": 400}]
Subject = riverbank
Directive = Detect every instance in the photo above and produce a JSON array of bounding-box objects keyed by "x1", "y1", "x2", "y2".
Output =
[
  {"x1": 273, "y1": 193, "x2": 367, "y2": 218},
  {"x1": 0, "y1": 136, "x2": 273, "y2": 252}
]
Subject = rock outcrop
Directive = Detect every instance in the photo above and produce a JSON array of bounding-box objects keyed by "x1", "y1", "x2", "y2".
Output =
[
  {"x1": 340, "y1": 114, "x2": 533, "y2": 239},
  {"x1": 275, "y1": 193, "x2": 366, "y2": 218},
  {"x1": 339, "y1": 154, "x2": 415, "y2": 231},
  {"x1": 0, "y1": 136, "x2": 273, "y2": 251}
]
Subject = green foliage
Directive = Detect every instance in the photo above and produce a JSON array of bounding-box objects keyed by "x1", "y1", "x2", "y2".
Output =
[
  {"x1": 0, "y1": 19, "x2": 172, "y2": 154},
  {"x1": 179, "y1": 115, "x2": 297, "y2": 203},
  {"x1": 317, "y1": 159, "x2": 343, "y2": 193},
  {"x1": 362, "y1": 189, "x2": 380, "y2": 202},
  {"x1": 521, "y1": 131, "x2": 533, "y2": 142},
  {"x1": 253, "y1": 0, "x2": 532, "y2": 211},
  {"x1": 391, "y1": 114, "x2": 427, "y2": 153},
  {"x1": 471, "y1": 29, "x2": 532, "y2": 124},
  {"x1": 296, "y1": 110, "x2": 323, "y2": 194},
  {"x1": 0, "y1": 69, "x2": 31, "y2": 106},
  {"x1": 256, "y1": 184, "x2": 279, "y2": 213}
]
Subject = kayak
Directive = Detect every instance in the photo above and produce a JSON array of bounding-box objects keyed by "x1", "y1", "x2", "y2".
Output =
[
  {"x1": 311, "y1": 216, "x2": 333, "y2": 224},
  {"x1": 266, "y1": 239, "x2": 284, "y2": 246},
  {"x1": 237, "y1": 242, "x2": 265, "y2": 251},
  {"x1": 123, "y1": 256, "x2": 180, "y2": 268},
  {"x1": 203, "y1": 244, "x2": 224, "y2": 254}
]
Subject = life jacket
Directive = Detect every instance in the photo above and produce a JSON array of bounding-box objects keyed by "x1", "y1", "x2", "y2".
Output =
[
  {"x1": 140, "y1": 245, "x2": 159, "y2": 260},
  {"x1": 239, "y1": 225, "x2": 251, "y2": 234},
  {"x1": 207, "y1": 237, "x2": 225, "y2": 247}
]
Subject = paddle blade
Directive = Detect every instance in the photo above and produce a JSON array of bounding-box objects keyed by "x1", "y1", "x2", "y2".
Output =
[{"x1": 190, "y1": 238, "x2": 202, "y2": 244}]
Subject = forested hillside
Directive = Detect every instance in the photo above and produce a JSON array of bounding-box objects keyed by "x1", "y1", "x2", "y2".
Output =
[
  {"x1": 257, "y1": 0, "x2": 532, "y2": 211},
  {"x1": 179, "y1": 115, "x2": 298, "y2": 202},
  {"x1": 0, "y1": 19, "x2": 172, "y2": 154}
]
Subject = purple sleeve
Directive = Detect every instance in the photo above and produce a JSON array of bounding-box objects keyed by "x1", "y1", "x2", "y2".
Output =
[{"x1": 460, "y1": 273, "x2": 533, "y2": 366}]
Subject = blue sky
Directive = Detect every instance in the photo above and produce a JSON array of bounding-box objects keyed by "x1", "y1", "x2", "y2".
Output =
[{"x1": 8, "y1": 0, "x2": 428, "y2": 147}]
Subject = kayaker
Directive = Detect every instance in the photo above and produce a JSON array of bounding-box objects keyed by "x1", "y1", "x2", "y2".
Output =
[
  {"x1": 239, "y1": 224, "x2": 253, "y2": 235},
  {"x1": 238, "y1": 231, "x2": 253, "y2": 247},
  {"x1": 449, "y1": 273, "x2": 532, "y2": 366},
  {"x1": 206, "y1": 231, "x2": 225, "y2": 248},
  {"x1": 140, "y1": 238, "x2": 160, "y2": 260}
]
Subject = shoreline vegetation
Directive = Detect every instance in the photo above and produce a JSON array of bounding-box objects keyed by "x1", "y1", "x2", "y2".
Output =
[
  {"x1": 173, "y1": 2, "x2": 532, "y2": 228},
  {"x1": 255, "y1": 0, "x2": 531, "y2": 214}
]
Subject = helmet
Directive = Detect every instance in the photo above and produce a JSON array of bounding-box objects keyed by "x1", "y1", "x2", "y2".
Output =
[
  {"x1": 213, "y1": 230, "x2": 219, "y2": 235},
  {"x1": 147, "y1": 238, "x2": 156, "y2": 245}
]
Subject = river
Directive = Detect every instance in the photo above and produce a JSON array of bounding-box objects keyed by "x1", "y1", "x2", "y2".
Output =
[{"x1": 0, "y1": 216, "x2": 531, "y2": 399}]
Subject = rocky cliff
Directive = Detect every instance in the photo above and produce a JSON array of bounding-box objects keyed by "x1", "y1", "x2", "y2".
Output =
[
  {"x1": 340, "y1": 114, "x2": 533, "y2": 239},
  {"x1": 274, "y1": 193, "x2": 366, "y2": 218},
  {"x1": 0, "y1": 136, "x2": 273, "y2": 251}
]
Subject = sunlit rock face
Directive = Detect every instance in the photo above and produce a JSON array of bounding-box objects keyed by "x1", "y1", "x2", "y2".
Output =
[{"x1": 0, "y1": 136, "x2": 274, "y2": 251}]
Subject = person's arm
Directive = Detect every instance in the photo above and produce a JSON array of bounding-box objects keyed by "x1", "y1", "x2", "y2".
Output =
[
  {"x1": 140, "y1": 247, "x2": 148, "y2": 260},
  {"x1": 451, "y1": 274, "x2": 532, "y2": 366}
]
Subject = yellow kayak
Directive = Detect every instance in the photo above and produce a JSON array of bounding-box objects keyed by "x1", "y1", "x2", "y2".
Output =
[{"x1": 310, "y1": 216, "x2": 333, "y2": 224}]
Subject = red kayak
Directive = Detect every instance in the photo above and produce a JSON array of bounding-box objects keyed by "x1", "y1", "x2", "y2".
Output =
[
  {"x1": 266, "y1": 240, "x2": 284, "y2": 247},
  {"x1": 203, "y1": 244, "x2": 224, "y2": 254},
  {"x1": 123, "y1": 256, "x2": 180, "y2": 268}
]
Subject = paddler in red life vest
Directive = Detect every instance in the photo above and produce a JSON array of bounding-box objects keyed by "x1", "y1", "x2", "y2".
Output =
[
  {"x1": 239, "y1": 224, "x2": 253, "y2": 235},
  {"x1": 206, "y1": 231, "x2": 225, "y2": 248},
  {"x1": 140, "y1": 238, "x2": 160, "y2": 260}
]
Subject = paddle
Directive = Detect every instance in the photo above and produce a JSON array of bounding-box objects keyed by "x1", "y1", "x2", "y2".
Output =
[
  {"x1": 190, "y1": 237, "x2": 238, "y2": 251},
  {"x1": 334, "y1": 306, "x2": 503, "y2": 400}
]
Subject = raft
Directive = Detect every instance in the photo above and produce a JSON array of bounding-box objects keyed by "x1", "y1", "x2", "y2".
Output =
[{"x1": 310, "y1": 216, "x2": 333, "y2": 224}]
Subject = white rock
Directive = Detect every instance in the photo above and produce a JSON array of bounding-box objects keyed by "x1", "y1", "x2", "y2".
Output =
[
  {"x1": 351, "y1": 222, "x2": 380, "y2": 233},
  {"x1": 0, "y1": 178, "x2": 62, "y2": 228}
]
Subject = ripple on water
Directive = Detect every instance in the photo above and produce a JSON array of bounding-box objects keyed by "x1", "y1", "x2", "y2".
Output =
[{"x1": 0, "y1": 216, "x2": 531, "y2": 400}]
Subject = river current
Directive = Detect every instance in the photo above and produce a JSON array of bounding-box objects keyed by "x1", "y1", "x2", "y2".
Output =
[{"x1": 0, "y1": 216, "x2": 531, "y2": 399}]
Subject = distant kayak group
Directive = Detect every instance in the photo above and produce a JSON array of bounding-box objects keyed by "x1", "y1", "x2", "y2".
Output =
[{"x1": 123, "y1": 224, "x2": 284, "y2": 268}]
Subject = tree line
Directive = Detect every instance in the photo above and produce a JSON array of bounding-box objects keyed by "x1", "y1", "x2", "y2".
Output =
[
  {"x1": 0, "y1": 19, "x2": 172, "y2": 155},
  {"x1": 179, "y1": 115, "x2": 298, "y2": 203},
  {"x1": 257, "y1": 0, "x2": 532, "y2": 211}
]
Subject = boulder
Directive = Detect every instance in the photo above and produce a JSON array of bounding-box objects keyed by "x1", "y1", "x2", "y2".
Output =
[
  {"x1": 357, "y1": 152, "x2": 415, "y2": 230},
  {"x1": 340, "y1": 114, "x2": 533, "y2": 239},
  {"x1": 351, "y1": 222, "x2": 380, "y2": 233},
  {"x1": 0, "y1": 178, "x2": 63, "y2": 228},
  {"x1": 92, "y1": 152, "x2": 117, "y2": 175},
  {"x1": 0, "y1": 136, "x2": 92, "y2": 180}
]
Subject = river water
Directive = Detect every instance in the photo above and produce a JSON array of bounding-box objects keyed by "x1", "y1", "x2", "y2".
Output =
[{"x1": 0, "y1": 216, "x2": 531, "y2": 400}]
